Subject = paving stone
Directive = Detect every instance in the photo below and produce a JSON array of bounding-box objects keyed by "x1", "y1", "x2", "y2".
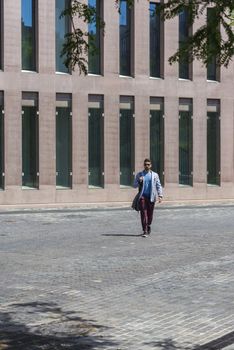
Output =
[{"x1": 0, "y1": 205, "x2": 233, "y2": 349}]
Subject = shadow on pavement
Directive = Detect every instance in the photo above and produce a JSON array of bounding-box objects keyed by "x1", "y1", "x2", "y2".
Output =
[
  {"x1": 145, "y1": 339, "x2": 193, "y2": 349},
  {"x1": 102, "y1": 234, "x2": 142, "y2": 237},
  {"x1": 196, "y1": 331, "x2": 234, "y2": 349},
  {"x1": 145, "y1": 331, "x2": 234, "y2": 349},
  {"x1": 0, "y1": 301, "x2": 118, "y2": 350}
]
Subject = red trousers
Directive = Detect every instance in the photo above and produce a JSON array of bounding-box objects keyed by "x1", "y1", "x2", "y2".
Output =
[{"x1": 139, "y1": 197, "x2": 155, "y2": 232}]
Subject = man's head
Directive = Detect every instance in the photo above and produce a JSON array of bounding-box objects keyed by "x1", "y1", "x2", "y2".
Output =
[{"x1": 144, "y1": 158, "x2": 152, "y2": 172}]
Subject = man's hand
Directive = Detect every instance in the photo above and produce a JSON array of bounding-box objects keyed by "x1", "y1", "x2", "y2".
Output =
[
  {"x1": 158, "y1": 196, "x2": 163, "y2": 203},
  {"x1": 139, "y1": 176, "x2": 144, "y2": 183}
]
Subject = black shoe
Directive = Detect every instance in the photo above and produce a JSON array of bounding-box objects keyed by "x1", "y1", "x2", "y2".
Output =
[{"x1": 147, "y1": 226, "x2": 151, "y2": 235}]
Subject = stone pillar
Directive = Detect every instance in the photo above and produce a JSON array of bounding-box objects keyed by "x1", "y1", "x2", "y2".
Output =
[
  {"x1": 104, "y1": 94, "x2": 119, "y2": 186},
  {"x1": 39, "y1": 92, "x2": 56, "y2": 188},
  {"x1": 5, "y1": 91, "x2": 21, "y2": 187},
  {"x1": 38, "y1": 0, "x2": 55, "y2": 74},
  {"x1": 135, "y1": 95, "x2": 149, "y2": 171}
]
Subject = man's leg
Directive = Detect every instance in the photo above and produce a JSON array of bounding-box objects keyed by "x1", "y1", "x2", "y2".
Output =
[
  {"x1": 140, "y1": 197, "x2": 148, "y2": 234},
  {"x1": 147, "y1": 200, "x2": 155, "y2": 234}
]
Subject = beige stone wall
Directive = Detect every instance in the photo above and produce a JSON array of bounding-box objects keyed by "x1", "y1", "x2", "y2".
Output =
[{"x1": 0, "y1": 0, "x2": 233, "y2": 204}]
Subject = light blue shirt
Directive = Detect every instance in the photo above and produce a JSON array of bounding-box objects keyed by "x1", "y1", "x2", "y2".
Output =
[
  {"x1": 142, "y1": 171, "x2": 152, "y2": 198},
  {"x1": 134, "y1": 170, "x2": 163, "y2": 203}
]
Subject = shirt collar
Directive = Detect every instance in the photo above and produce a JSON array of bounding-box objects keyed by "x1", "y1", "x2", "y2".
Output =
[{"x1": 143, "y1": 170, "x2": 151, "y2": 175}]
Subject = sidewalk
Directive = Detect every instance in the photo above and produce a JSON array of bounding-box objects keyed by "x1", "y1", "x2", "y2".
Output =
[
  {"x1": 0, "y1": 205, "x2": 234, "y2": 349},
  {"x1": 0, "y1": 198, "x2": 234, "y2": 213}
]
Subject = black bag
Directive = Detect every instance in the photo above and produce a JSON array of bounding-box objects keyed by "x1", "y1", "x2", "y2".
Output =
[
  {"x1": 131, "y1": 182, "x2": 143, "y2": 212},
  {"x1": 131, "y1": 192, "x2": 141, "y2": 211}
]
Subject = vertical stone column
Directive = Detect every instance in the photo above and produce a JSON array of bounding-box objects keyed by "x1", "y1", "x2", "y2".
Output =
[
  {"x1": 39, "y1": 92, "x2": 56, "y2": 190},
  {"x1": 217, "y1": 43, "x2": 234, "y2": 187},
  {"x1": 4, "y1": 0, "x2": 21, "y2": 72},
  {"x1": 164, "y1": 16, "x2": 178, "y2": 79},
  {"x1": 72, "y1": 91, "x2": 80, "y2": 189},
  {"x1": 37, "y1": 1, "x2": 56, "y2": 197},
  {"x1": 134, "y1": 0, "x2": 149, "y2": 77},
  {"x1": 38, "y1": 0, "x2": 55, "y2": 74},
  {"x1": 220, "y1": 98, "x2": 234, "y2": 184},
  {"x1": 135, "y1": 95, "x2": 149, "y2": 171},
  {"x1": 104, "y1": 94, "x2": 119, "y2": 187},
  {"x1": 4, "y1": 91, "x2": 21, "y2": 188},
  {"x1": 164, "y1": 97, "x2": 178, "y2": 187},
  {"x1": 163, "y1": 17, "x2": 179, "y2": 191},
  {"x1": 76, "y1": 93, "x2": 88, "y2": 189},
  {"x1": 193, "y1": 97, "x2": 207, "y2": 186},
  {"x1": 103, "y1": 0, "x2": 119, "y2": 76},
  {"x1": 192, "y1": 15, "x2": 207, "y2": 192}
]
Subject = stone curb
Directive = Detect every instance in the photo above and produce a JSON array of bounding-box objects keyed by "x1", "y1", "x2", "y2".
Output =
[{"x1": 0, "y1": 200, "x2": 234, "y2": 214}]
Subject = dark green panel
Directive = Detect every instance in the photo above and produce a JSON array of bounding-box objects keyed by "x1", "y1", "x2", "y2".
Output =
[
  {"x1": 207, "y1": 56, "x2": 217, "y2": 81},
  {"x1": 56, "y1": 107, "x2": 72, "y2": 187},
  {"x1": 179, "y1": 9, "x2": 189, "y2": 79},
  {"x1": 22, "y1": 106, "x2": 38, "y2": 188},
  {"x1": 21, "y1": 0, "x2": 36, "y2": 71},
  {"x1": 150, "y1": 3, "x2": 161, "y2": 78},
  {"x1": 119, "y1": 0, "x2": 131, "y2": 76},
  {"x1": 207, "y1": 8, "x2": 217, "y2": 81},
  {"x1": 0, "y1": 0, "x2": 2, "y2": 70},
  {"x1": 0, "y1": 106, "x2": 4, "y2": 189},
  {"x1": 207, "y1": 112, "x2": 220, "y2": 185},
  {"x1": 88, "y1": 107, "x2": 104, "y2": 187},
  {"x1": 150, "y1": 110, "x2": 164, "y2": 185},
  {"x1": 56, "y1": 0, "x2": 70, "y2": 73},
  {"x1": 88, "y1": 0, "x2": 101, "y2": 75},
  {"x1": 120, "y1": 109, "x2": 134, "y2": 186},
  {"x1": 179, "y1": 111, "x2": 193, "y2": 185}
]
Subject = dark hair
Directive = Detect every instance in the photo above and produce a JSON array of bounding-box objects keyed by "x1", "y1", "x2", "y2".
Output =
[{"x1": 144, "y1": 158, "x2": 151, "y2": 164}]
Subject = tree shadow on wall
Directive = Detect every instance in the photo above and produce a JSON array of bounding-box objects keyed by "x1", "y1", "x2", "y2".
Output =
[{"x1": 0, "y1": 301, "x2": 118, "y2": 350}]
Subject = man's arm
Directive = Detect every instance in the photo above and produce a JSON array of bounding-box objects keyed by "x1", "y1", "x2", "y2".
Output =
[
  {"x1": 133, "y1": 173, "x2": 140, "y2": 188},
  {"x1": 156, "y1": 175, "x2": 163, "y2": 199},
  {"x1": 133, "y1": 172, "x2": 143, "y2": 188}
]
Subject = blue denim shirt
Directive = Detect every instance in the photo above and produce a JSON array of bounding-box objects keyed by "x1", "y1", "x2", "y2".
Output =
[
  {"x1": 141, "y1": 171, "x2": 152, "y2": 198},
  {"x1": 133, "y1": 170, "x2": 163, "y2": 203}
]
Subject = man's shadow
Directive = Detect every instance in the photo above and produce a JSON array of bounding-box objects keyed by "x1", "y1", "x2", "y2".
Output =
[{"x1": 102, "y1": 233, "x2": 142, "y2": 237}]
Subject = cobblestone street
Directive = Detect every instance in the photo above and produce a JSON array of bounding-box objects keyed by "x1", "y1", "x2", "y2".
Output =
[{"x1": 0, "y1": 204, "x2": 234, "y2": 349}]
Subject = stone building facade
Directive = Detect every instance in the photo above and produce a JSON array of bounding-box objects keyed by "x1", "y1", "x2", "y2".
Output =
[{"x1": 0, "y1": 0, "x2": 233, "y2": 205}]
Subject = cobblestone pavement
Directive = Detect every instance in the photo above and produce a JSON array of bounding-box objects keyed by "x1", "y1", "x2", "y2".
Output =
[{"x1": 0, "y1": 204, "x2": 234, "y2": 350}]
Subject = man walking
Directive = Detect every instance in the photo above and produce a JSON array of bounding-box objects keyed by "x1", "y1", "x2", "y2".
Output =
[{"x1": 134, "y1": 159, "x2": 163, "y2": 237}]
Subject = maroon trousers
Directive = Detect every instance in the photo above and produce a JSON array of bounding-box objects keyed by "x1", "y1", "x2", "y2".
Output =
[{"x1": 139, "y1": 197, "x2": 155, "y2": 232}]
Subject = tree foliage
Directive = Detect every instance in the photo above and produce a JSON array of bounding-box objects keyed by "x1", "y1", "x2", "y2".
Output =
[
  {"x1": 158, "y1": 0, "x2": 234, "y2": 67},
  {"x1": 61, "y1": 0, "x2": 234, "y2": 74},
  {"x1": 60, "y1": 0, "x2": 104, "y2": 74}
]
